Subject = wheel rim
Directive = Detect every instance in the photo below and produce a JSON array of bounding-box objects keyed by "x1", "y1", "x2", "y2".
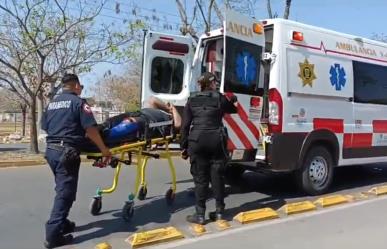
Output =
[{"x1": 308, "y1": 156, "x2": 328, "y2": 189}]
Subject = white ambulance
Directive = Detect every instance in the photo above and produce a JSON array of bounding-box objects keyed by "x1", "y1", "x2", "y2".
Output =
[{"x1": 140, "y1": 9, "x2": 387, "y2": 195}]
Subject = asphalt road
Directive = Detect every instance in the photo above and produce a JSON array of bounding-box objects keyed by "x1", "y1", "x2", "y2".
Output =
[
  {"x1": 157, "y1": 196, "x2": 387, "y2": 249},
  {"x1": 1, "y1": 159, "x2": 387, "y2": 249}
]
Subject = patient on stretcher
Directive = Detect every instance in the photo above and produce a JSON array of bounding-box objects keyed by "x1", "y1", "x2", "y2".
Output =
[{"x1": 81, "y1": 97, "x2": 181, "y2": 152}]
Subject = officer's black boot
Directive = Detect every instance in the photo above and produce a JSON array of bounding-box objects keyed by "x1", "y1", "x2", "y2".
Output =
[
  {"x1": 186, "y1": 206, "x2": 205, "y2": 225},
  {"x1": 209, "y1": 207, "x2": 225, "y2": 221},
  {"x1": 44, "y1": 234, "x2": 73, "y2": 249},
  {"x1": 62, "y1": 219, "x2": 76, "y2": 234}
]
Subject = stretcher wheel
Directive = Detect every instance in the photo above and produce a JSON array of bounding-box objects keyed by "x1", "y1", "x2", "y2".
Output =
[
  {"x1": 165, "y1": 188, "x2": 175, "y2": 206},
  {"x1": 122, "y1": 201, "x2": 134, "y2": 222},
  {"x1": 137, "y1": 186, "x2": 147, "y2": 201},
  {"x1": 90, "y1": 196, "x2": 102, "y2": 216}
]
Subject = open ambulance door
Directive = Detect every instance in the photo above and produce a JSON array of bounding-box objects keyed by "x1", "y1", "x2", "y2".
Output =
[
  {"x1": 221, "y1": 9, "x2": 266, "y2": 161},
  {"x1": 141, "y1": 31, "x2": 194, "y2": 108}
]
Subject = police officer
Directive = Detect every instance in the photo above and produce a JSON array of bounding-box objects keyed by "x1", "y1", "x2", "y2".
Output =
[
  {"x1": 41, "y1": 74, "x2": 111, "y2": 248},
  {"x1": 181, "y1": 72, "x2": 237, "y2": 224}
]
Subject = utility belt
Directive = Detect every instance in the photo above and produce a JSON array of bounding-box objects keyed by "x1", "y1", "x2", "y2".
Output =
[
  {"x1": 47, "y1": 141, "x2": 81, "y2": 170},
  {"x1": 47, "y1": 141, "x2": 79, "y2": 152}
]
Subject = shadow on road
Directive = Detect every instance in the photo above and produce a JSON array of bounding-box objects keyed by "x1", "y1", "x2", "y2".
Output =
[
  {"x1": 72, "y1": 163, "x2": 387, "y2": 244},
  {"x1": 0, "y1": 147, "x2": 24, "y2": 152}
]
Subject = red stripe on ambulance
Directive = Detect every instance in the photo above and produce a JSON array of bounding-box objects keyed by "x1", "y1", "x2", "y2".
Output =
[
  {"x1": 313, "y1": 118, "x2": 344, "y2": 133},
  {"x1": 351, "y1": 133, "x2": 373, "y2": 148},
  {"x1": 225, "y1": 92, "x2": 260, "y2": 139},
  {"x1": 373, "y1": 120, "x2": 387, "y2": 133},
  {"x1": 224, "y1": 114, "x2": 254, "y2": 149}
]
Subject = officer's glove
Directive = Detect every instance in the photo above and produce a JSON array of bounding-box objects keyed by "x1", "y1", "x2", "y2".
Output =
[{"x1": 181, "y1": 149, "x2": 189, "y2": 160}]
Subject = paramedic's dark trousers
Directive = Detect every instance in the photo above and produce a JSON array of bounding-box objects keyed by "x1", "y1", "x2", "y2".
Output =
[
  {"x1": 188, "y1": 129, "x2": 227, "y2": 211},
  {"x1": 45, "y1": 147, "x2": 80, "y2": 242}
]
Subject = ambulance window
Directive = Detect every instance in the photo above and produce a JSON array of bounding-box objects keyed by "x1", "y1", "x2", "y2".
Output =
[
  {"x1": 353, "y1": 61, "x2": 387, "y2": 105},
  {"x1": 224, "y1": 36, "x2": 263, "y2": 95},
  {"x1": 202, "y1": 38, "x2": 223, "y2": 82},
  {"x1": 150, "y1": 57, "x2": 184, "y2": 94}
]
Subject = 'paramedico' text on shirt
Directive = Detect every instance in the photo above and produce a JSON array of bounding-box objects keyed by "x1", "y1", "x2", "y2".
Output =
[{"x1": 47, "y1": 100, "x2": 72, "y2": 110}]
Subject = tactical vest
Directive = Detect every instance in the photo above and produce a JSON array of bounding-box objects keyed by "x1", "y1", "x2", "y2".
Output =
[{"x1": 189, "y1": 91, "x2": 223, "y2": 130}]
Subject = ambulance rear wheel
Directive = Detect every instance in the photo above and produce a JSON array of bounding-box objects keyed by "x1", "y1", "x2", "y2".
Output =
[{"x1": 298, "y1": 146, "x2": 334, "y2": 195}]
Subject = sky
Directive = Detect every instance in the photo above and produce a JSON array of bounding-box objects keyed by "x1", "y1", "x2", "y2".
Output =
[{"x1": 81, "y1": 0, "x2": 387, "y2": 95}]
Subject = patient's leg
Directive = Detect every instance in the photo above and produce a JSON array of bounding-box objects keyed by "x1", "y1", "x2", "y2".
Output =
[
  {"x1": 144, "y1": 96, "x2": 170, "y2": 112},
  {"x1": 144, "y1": 96, "x2": 181, "y2": 131}
]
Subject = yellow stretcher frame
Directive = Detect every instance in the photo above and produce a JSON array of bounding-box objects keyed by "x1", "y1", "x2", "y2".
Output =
[{"x1": 83, "y1": 135, "x2": 179, "y2": 220}]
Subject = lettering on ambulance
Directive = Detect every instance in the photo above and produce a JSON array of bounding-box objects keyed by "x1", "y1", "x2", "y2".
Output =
[
  {"x1": 227, "y1": 21, "x2": 253, "y2": 38},
  {"x1": 336, "y1": 42, "x2": 377, "y2": 57}
]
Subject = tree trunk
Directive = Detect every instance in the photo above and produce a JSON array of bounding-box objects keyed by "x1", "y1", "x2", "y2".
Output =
[
  {"x1": 29, "y1": 97, "x2": 39, "y2": 153},
  {"x1": 21, "y1": 105, "x2": 27, "y2": 137},
  {"x1": 37, "y1": 92, "x2": 44, "y2": 136}
]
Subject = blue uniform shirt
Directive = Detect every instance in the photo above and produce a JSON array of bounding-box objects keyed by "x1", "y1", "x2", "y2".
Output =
[{"x1": 41, "y1": 90, "x2": 97, "y2": 146}]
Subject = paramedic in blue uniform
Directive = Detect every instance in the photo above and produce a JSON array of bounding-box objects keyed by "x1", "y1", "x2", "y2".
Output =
[
  {"x1": 181, "y1": 72, "x2": 238, "y2": 225},
  {"x1": 41, "y1": 74, "x2": 111, "y2": 248}
]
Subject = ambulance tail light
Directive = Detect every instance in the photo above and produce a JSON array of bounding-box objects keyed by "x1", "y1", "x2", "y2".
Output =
[{"x1": 268, "y1": 88, "x2": 283, "y2": 133}]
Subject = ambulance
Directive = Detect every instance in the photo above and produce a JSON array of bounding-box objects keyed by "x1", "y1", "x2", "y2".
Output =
[{"x1": 140, "y1": 9, "x2": 387, "y2": 195}]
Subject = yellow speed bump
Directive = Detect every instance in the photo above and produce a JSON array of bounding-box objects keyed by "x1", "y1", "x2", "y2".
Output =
[
  {"x1": 190, "y1": 224, "x2": 207, "y2": 236},
  {"x1": 95, "y1": 242, "x2": 112, "y2": 249},
  {"x1": 313, "y1": 195, "x2": 349, "y2": 208},
  {"x1": 233, "y1": 208, "x2": 279, "y2": 224},
  {"x1": 215, "y1": 220, "x2": 231, "y2": 230},
  {"x1": 368, "y1": 185, "x2": 387, "y2": 196},
  {"x1": 279, "y1": 201, "x2": 316, "y2": 215},
  {"x1": 127, "y1": 226, "x2": 184, "y2": 248}
]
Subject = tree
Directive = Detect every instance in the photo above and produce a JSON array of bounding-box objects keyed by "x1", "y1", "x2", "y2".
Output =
[
  {"x1": 0, "y1": 0, "x2": 144, "y2": 153},
  {"x1": 267, "y1": 0, "x2": 292, "y2": 19},
  {"x1": 0, "y1": 90, "x2": 28, "y2": 136},
  {"x1": 91, "y1": 62, "x2": 141, "y2": 112}
]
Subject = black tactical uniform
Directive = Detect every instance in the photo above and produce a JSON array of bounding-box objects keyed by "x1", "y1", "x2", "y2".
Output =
[
  {"x1": 41, "y1": 74, "x2": 97, "y2": 248},
  {"x1": 181, "y1": 89, "x2": 237, "y2": 224}
]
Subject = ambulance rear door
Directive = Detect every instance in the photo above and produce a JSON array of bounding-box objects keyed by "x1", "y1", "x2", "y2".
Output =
[
  {"x1": 222, "y1": 9, "x2": 266, "y2": 160},
  {"x1": 141, "y1": 31, "x2": 194, "y2": 107}
]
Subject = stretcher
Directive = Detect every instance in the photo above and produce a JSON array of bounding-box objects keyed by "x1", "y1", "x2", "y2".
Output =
[{"x1": 82, "y1": 119, "x2": 179, "y2": 222}]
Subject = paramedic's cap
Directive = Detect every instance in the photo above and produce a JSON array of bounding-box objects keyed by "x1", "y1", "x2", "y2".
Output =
[
  {"x1": 198, "y1": 72, "x2": 218, "y2": 85},
  {"x1": 61, "y1": 73, "x2": 80, "y2": 86}
]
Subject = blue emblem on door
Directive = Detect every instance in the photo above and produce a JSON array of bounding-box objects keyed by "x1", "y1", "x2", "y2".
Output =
[
  {"x1": 329, "y1": 63, "x2": 346, "y2": 91},
  {"x1": 236, "y1": 51, "x2": 257, "y2": 86}
]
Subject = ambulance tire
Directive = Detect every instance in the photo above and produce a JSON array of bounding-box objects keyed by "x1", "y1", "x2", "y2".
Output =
[
  {"x1": 298, "y1": 146, "x2": 334, "y2": 195},
  {"x1": 224, "y1": 165, "x2": 245, "y2": 185}
]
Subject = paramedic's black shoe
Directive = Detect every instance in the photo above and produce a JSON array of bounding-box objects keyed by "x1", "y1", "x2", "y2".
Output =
[
  {"x1": 186, "y1": 213, "x2": 205, "y2": 225},
  {"x1": 186, "y1": 206, "x2": 206, "y2": 225},
  {"x1": 44, "y1": 234, "x2": 73, "y2": 248},
  {"x1": 209, "y1": 208, "x2": 225, "y2": 221},
  {"x1": 62, "y1": 220, "x2": 76, "y2": 234}
]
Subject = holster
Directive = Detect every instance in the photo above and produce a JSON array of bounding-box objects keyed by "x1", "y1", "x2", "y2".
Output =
[{"x1": 59, "y1": 146, "x2": 80, "y2": 174}]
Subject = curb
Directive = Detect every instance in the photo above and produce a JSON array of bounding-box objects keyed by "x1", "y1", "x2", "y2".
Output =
[{"x1": 120, "y1": 184, "x2": 387, "y2": 248}]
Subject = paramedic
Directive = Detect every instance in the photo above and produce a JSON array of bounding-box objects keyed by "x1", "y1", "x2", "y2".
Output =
[
  {"x1": 41, "y1": 74, "x2": 111, "y2": 248},
  {"x1": 181, "y1": 72, "x2": 238, "y2": 224}
]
